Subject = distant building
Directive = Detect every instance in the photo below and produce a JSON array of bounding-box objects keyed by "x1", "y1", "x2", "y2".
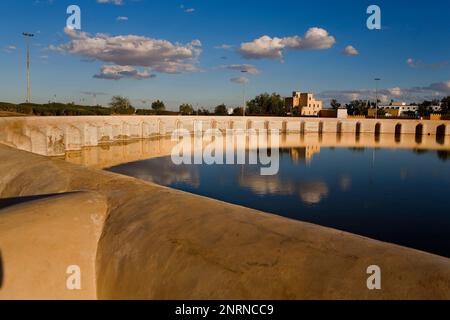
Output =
[
  {"x1": 384, "y1": 102, "x2": 441, "y2": 114},
  {"x1": 375, "y1": 102, "x2": 419, "y2": 117},
  {"x1": 285, "y1": 91, "x2": 323, "y2": 116},
  {"x1": 430, "y1": 105, "x2": 442, "y2": 113},
  {"x1": 337, "y1": 108, "x2": 348, "y2": 119}
]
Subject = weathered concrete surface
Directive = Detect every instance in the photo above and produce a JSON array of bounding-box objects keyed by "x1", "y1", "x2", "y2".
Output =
[
  {"x1": 0, "y1": 191, "x2": 108, "y2": 300},
  {"x1": 0, "y1": 144, "x2": 449, "y2": 300},
  {"x1": 0, "y1": 116, "x2": 449, "y2": 156}
]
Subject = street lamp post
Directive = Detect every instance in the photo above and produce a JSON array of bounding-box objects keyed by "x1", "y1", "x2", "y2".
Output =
[
  {"x1": 23, "y1": 32, "x2": 34, "y2": 103},
  {"x1": 374, "y1": 78, "x2": 381, "y2": 119},
  {"x1": 241, "y1": 70, "x2": 248, "y2": 118}
]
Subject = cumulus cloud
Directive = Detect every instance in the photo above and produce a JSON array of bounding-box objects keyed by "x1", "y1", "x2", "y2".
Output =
[
  {"x1": 318, "y1": 80, "x2": 450, "y2": 104},
  {"x1": 424, "y1": 80, "x2": 450, "y2": 93},
  {"x1": 230, "y1": 77, "x2": 249, "y2": 84},
  {"x1": 319, "y1": 90, "x2": 374, "y2": 103},
  {"x1": 389, "y1": 81, "x2": 450, "y2": 97},
  {"x1": 389, "y1": 87, "x2": 403, "y2": 97},
  {"x1": 50, "y1": 28, "x2": 202, "y2": 74},
  {"x1": 239, "y1": 27, "x2": 336, "y2": 60},
  {"x1": 94, "y1": 65, "x2": 156, "y2": 80},
  {"x1": 239, "y1": 36, "x2": 285, "y2": 60},
  {"x1": 343, "y1": 45, "x2": 359, "y2": 56},
  {"x1": 319, "y1": 90, "x2": 390, "y2": 105},
  {"x1": 222, "y1": 64, "x2": 260, "y2": 74}
]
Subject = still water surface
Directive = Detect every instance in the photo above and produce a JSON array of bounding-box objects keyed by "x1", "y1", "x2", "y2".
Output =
[{"x1": 107, "y1": 146, "x2": 450, "y2": 258}]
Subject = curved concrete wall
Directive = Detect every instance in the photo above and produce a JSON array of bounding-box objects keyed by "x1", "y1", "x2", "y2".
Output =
[
  {"x1": 1, "y1": 116, "x2": 449, "y2": 156},
  {"x1": 0, "y1": 144, "x2": 449, "y2": 299},
  {"x1": 0, "y1": 192, "x2": 107, "y2": 300}
]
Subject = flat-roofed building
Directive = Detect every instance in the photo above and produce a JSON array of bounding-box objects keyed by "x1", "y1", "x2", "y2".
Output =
[
  {"x1": 377, "y1": 102, "x2": 419, "y2": 116},
  {"x1": 285, "y1": 91, "x2": 323, "y2": 116}
]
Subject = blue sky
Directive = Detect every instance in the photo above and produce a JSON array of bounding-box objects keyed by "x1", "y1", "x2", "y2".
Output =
[{"x1": 0, "y1": 0, "x2": 449, "y2": 109}]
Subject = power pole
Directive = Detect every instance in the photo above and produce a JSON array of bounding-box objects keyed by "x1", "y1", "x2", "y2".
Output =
[
  {"x1": 241, "y1": 70, "x2": 248, "y2": 117},
  {"x1": 23, "y1": 32, "x2": 34, "y2": 103},
  {"x1": 374, "y1": 78, "x2": 381, "y2": 119}
]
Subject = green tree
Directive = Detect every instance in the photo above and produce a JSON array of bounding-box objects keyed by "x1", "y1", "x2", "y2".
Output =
[
  {"x1": 345, "y1": 100, "x2": 369, "y2": 116},
  {"x1": 135, "y1": 109, "x2": 154, "y2": 115},
  {"x1": 330, "y1": 99, "x2": 341, "y2": 110},
  {"x1": 418, "y1": 100, "x2": 433, "y2": 117},
  {"x1": 109, "y1": 96, "x2": 135, "y2": 115},
  {"x1": 233, "y1": 107, "x2": 244, "y2": 116},
  {"x1": 246, "y1": 93, "x2": 286, "y2": 116},
  {"x1": 440, "y1": 96, "x2": 449, "y2": 114},
  {"x1": 151, "y1": 100, "x2": 166, "y2": 112},
  {"x1": 214, "y1": 104, "x2": 228, "y2": 115},
  {"x1": 197, "y1": 107, "x2": 210, "y2": 115},
  {"x1": 179, "y1": 103, "x2": 194, "y2": 115}
]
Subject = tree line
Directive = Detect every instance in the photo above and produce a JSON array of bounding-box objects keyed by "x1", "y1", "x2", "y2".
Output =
[
  {"x1": 0, "y1": 93, "x2": 287, "y2": 117},
  {"x1": 177, "y1": 93, "x2": 287, "y2": 116},
  {"x1": 1, "y1": 94, "x2": 449, "y2": 117},
  {"x1": 330, "y1": 97, "x2": 450, "y2": 117}
]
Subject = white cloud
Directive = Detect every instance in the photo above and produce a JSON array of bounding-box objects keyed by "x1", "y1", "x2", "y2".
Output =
[
  {"x1": 343, "y1": 45, "x2": 359, "y2": 56},
  {"x1": 425, "y1": 80, "x2": 450, "y2": 93},
  {"x1": 318, "y1": 80, "x2": 450, "y2": 104},
  {"x1": 223, "y1": 64, "x2": 260, "y2": 74},
  {"x1": 239, "y1": 36, "x2": 285, "y2": 60},
  {"x1": 50, "y1": 28, "x2": 202, "y2": 74},
  {"x1": 239, "y1": 27, "x2": 336, "y2": 60},
  {"x1": 389, "y1": 87, "x2": 403, "y2": 97},
  {"x1": 94, "y1": 65, "x2": 155, "y2": 80},
  {"x1": 230, "y1": 77, "x2": 249, "y2": 84},
  {"x1": 116, "y1": 16, "x2": 128, "y2": 21},
  {"x1": 180, "y1": 4, "x2": 195, "y2": 13}
]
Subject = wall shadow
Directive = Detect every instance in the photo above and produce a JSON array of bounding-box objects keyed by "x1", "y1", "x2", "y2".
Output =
[{"x1": 0, "y1": 192, "x2": 79, "y2": 211}]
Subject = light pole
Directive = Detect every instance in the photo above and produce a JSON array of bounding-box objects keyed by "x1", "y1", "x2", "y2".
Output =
[
  {"x1": 374, "y1": 78, "x2": 381, "y2": 119},
  {"x1": 241, "y1": 70, "x2": 248, "y2": 118},
  {"x1": 23, "y1": 32, "x2": 34, "y2": 103}
]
